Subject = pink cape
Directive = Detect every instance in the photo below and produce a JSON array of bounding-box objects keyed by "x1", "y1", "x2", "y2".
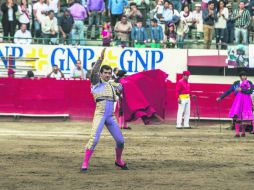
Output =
[{"x1": 120, "y1": 69, "x2": 168, "y2": 125}]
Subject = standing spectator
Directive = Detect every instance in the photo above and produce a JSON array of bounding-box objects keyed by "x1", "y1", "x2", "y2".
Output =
[
  {"x1": 8, "y1": 69, "x2": 15, "y2": 78},
  {"x1": 249, "y1": 0, "x2": 254, "y2": 38},
  {"x1": 134, "y1": 0, "x2": 150, "y2": 26},
  {"x1": 226, "y1": 3, "x2": 235, "y2": 44},
  {"x1": 192, "y1": 3, "x2": 203, "y2": 39},
  {"x1": 171, "y1": 0, "x2": 181, "y2": 13},
  {"x1": 47, "y1": 65, "x2": 64, "y2": 78},
  {"x1": 41, "y1": 10, "x2": 58, "y2": 44},
  {"x1": 108, "y1": 0, "x2": 129, "y2": 28},
  {"x1": 59, "y1": 9, "x2": 74, "y2": 45},
  {"x1": 33, "y1": 0, "x2": 49, "y2": 41},
  {"x1": 48, "y1": 0, "x2": 60, "y2": 17},
  {"x1": 126, "y1": 2, "x2": 142, "y2": 26},
  {"x1": 1, "y1": 0, "x2": 18, "y2": 42},
  {"x1": 202, "y1": 0, "x2": 210, "y2": 11},
  {"x1": 18, "y1": 0, "x2": 32, "y2": 30},
  {"x1": 114, "y1": 15, "x2": 132, "y2": 47},
  {"x1": 70, "y1": 60, "x2": 87, "y2": 79},
  {"x1": 179, "y1": 5, "x2": 193, "y2": 35},
  {"x1": 69, "y1": 0, "x2": 87, "y2": 45},
  {"x1": 14, "y1": 23, "x2": 32, "y2": 44},
  {"x1": 131, "y1": 19, "x2": 147, "y2": 48},
  {"x1": 164, "y1": 22, "x2": 177, "y2": 48},
  {"x1": 87, "y1": 0, "x2": 104, "y2": 40},
  {"x1": 150, "y1": 18, "x2": 163, "y2": 48},
  {"x1": 202, "y1": 1, "x2": 217, "y2": 49},
  {"x1": 101, "y1": 23, "x2": 113, "y2": 46},
  {"x1": 232, "y1": 1, "x2": 251, "y2": 44},
  {"x1": 214, "y1": 0, "x2": 228, "y2": 49}
]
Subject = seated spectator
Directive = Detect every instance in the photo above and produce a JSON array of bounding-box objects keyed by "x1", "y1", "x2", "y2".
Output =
[
  {"x1": 33, "y1": 0, "x2": 49, "y2": 41},
  {"x1": 112, "y1": 67, "x2": 119, "y2": 79},
  {"x1": 14, "y1": 24, "x2": 32, "y2": 44},
  {"x1": 18, "y1": 0, "x2": 32, "y2": 30},
  {"x1": 150, "y1": 18, "x2": 163, "y2": 48},
  {"x1": 86, "y1": 61, "x2": 96, "y2": 79},
  {"x1": 131, "y1": 19, "x2": 148, "y2": 48},
  {"x1": 151, "y1": 0, "x2": 163, "y2": 18},
  {"x1": 8, "y1": 69, "x2": 15, "y2": 78},
  {"x1": 59, "y1": 9, "x2": 74, "y2": 45},
  {"x1": 25, "y1": 70, "x2": 35, "y2": 78},
  {"x1": 192, "y1": 3, "x2": 203, "y2": 39},
  {"x1": 70, "y1": 60, "x2": 87, "y2": 79},
  {"x1": 41, "y1": 10, "x2": 58, "y2": 44},
  {"x1": 154, "y1": 1, "x2": 180, "y2": 24},
  {"x1": 1, "y1": 0, "x2": 18, "y2": 42},
  {"x1": 126, "y1": 2, "x2": 142, "y2": 26},
  {"x1": 69, "y1": 0, "x2": 87, "y2": 45},
  {"x1": 101, "y1": 23, "x2": 113, "y2": 47},
  {"x1": 47, "y1": 65, "x2": 64, "y2": 78},
  {"x1": 134, "y1": 0, "x2": 150, "y2": 26},
  {"x1": 164, "y1": 23, "x2": 177, "y2": 48},
  {"x1": 232, "y1": 1, "x2": 251, "y2": 44},
  {"x1": 114, "y1": 15, "x2": 132, "y2": 47}
]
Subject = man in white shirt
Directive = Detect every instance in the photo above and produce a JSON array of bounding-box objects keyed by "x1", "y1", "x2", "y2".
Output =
[
  {"x1": 14, "y1": 24, "x2": 32, "y2": 44},
  {"x1": 33, "y1": 0, "x2": 49, "y2": 39},
  {"x1": 41, "y1": 10, "x2": 58, "y2": 44},
  {"x1": 70, "y1": 60, "x2": 87, "y2": 79},
  {"x1": 47, "y1": 65, "x2": 64, "y2": 78}
]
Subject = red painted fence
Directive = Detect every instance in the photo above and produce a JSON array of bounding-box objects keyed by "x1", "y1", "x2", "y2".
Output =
[{"x1": 0, "y1": 78, "x2": 234, "y2": 121}]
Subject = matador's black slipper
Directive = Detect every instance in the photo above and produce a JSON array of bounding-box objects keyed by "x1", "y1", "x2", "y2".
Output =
[
  {"x1": 80, "y1": 168, "x2": 88, "y2": 173},
  {"x1": 115, "y1": 162, "x2": 129, "y2": 170}
]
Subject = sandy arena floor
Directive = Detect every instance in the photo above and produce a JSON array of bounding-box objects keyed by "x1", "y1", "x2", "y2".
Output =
[{"x1": 0, "y1": 121, "x2": 254, "y2": 190}]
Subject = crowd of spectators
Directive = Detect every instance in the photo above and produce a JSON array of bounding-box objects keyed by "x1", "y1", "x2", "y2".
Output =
[{"x1": 0, "y1": 0, "x2": 254, "y2": 49}]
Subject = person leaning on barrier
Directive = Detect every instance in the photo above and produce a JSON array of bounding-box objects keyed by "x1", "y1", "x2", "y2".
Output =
[
  {"x1": 14, "y1": 24, "x2": 32, "y2": 44},
  {"x1": 47, "y1": 65, "x2": 64, "y2": 79},
  {"x1": 131, "y1": 19, "x2": 147, "y2": 48},
  {"x1": 114, "y1": 15, "x2": 132, "y2": 47},
  {"x1": 149, "y1": 18, "x2": 163, "y2": 48},
  {"x1": 70, "y1": 60, "x2": 87, "y2": 79},
  {"x1": 59, "y1": 9, "x2": 74, "y2": 45}
]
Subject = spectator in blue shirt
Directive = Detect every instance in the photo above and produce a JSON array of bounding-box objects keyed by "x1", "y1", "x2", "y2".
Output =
[
  {"x1": 150, "y1": 18, "x2": 163, "y2": 48},
  {"x1": 131, "y1": 19, "x2": 147, "y2": 48},
  {"x1": 108, "y1": 0, "x2": 129, "y2": 27}
]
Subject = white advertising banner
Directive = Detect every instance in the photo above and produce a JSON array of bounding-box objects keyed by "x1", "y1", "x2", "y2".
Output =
[{"x1": 0, "y1": 44, "x2": 187, "y2": 82}]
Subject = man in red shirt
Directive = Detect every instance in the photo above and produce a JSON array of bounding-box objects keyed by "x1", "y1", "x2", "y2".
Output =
[{"x1": 176, "y1": 70, "x2": 191, "y2": 129}]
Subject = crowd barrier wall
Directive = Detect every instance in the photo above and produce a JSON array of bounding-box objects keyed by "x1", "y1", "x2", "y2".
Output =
[{"x1": 0, "y1": 78, "x2": 233, "y2": 121}]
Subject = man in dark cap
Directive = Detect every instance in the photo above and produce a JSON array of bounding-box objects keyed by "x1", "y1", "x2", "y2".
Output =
[{"x1": 176, "y1": 70, "x2": 191, "y2": 129}]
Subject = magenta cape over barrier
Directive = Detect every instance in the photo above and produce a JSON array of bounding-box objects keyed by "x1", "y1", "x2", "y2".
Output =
[{"x1": 120, "y1": 69, "x2": 168, "y2": 125}]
